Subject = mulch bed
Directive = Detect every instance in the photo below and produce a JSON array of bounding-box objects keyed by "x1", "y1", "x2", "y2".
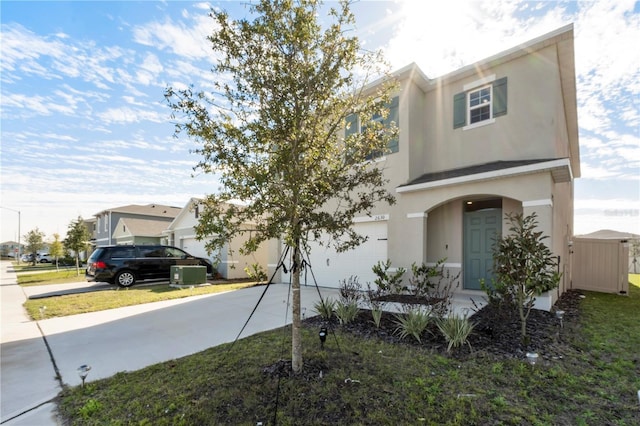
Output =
[
  {"x1": 303, "y1": 289, "x2": 584, "y2": 361},
  {"x1": 264, "y1": 290, "x2": 584, "y2": 380}
]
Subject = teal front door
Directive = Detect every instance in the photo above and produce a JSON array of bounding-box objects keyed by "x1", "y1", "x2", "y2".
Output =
[{"x1": 463, "y1": 208, "x2": 501, "y2": 290}]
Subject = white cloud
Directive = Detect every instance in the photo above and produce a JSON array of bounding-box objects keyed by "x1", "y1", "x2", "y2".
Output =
[
  {"x1": 97, "y1": 106, "x2": 165, "y2": 124},
  {"x1": 131, "y1": 12, "x2": 214, "y2": 59}
]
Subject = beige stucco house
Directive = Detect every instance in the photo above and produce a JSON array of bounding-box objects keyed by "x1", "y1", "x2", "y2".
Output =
[
  {"x1": 280, "y1": 25, "x2": 579, "y2": 311},
  {"x1": 164, "y1": 198, "x2": 270, "y2": 280}
]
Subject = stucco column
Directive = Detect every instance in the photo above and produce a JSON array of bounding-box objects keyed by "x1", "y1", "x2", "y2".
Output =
[
  {"x1": 522, "y1": 199, "x2": 556, "y2": 310},
  {"x1": 522, "y1": 199, "x2": 553, "y2": 248},
  {"x1": 404, "y1": 212, "x2": 428, "y2": 265}
]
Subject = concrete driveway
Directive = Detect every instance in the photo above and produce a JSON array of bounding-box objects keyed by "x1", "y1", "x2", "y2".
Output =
[{"x1": 0, "y1": 261, "x2": 339, "y2": 425}]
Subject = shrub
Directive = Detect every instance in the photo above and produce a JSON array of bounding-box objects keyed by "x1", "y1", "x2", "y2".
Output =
[
  {"x1": 338, "y1": 275, "x2": 362, "y2": 304},
  {"x1": 244, "y1": 263, "x2": 267, "y2": 283},
  {"x1": 371, "y1": 306, "x2": 384, "y2": 328},
  {"x1": 372, "y1": 259, "x2": 406, "y2": 294},
  {"x1": 487, "y1": 212, "x2": 561, "y2": 344},
  {"x1": 334, "y1": 300, "x2": 360, "y2": 325},
  {"x1": 393, "y1": 308, "x2": 431, "y2": 343},
  {"x1": 313, "y1": 297, "x2": 336, "y2": 320},
  {"x1": 436, "y1": 314, "x2": 475, "y2": 352},
  {"x1": 411, "y1": 260, "x2": 460, "y2": 317}
]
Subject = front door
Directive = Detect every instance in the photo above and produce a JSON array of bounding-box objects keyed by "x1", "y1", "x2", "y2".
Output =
[{"x1": 463, "y1": 208, "x2": 501, "y2": 290}]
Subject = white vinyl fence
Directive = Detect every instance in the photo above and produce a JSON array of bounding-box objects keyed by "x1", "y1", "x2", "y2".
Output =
[{"x1": 571, "y1": 237, "x2": 629, "y2": 295}]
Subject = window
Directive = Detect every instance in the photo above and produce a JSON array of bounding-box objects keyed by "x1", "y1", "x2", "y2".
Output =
[
  {"x1": 454, "y1": 77, "x2": 507, "y2": 129},
  {"x1": 468, "y1": 85, "x2": 492, "y2": 124},
  {"x1": 195, "y1": 205, "x2": 199, "y2": 219},
  {"x1": 345, "y1": 96, "x2": 399, "y2": 158}
]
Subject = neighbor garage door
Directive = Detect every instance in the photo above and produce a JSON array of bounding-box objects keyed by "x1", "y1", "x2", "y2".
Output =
[{"x1": 305, "y1": 220, "x2": 388, "y2": 288}]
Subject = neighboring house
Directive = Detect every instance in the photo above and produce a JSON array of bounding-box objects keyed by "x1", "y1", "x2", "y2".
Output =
[
  {"x1": 288, "y1": 25, "x2": 579, "y2": 311},
  {"x1": 165, "y1": 198, "x2": 270, "y2": 279},
  {"x1": 111, "y1": 217, "x2": 170, "y2": 245},
  {"x1": 93, "y1": 204, "x2": 181, "y2": 247},
  {"x1": 0, "y1": 241, "x2": 23, "y2": 258}
]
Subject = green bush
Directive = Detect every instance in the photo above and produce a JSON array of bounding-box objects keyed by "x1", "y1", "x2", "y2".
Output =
[
  {"x1": 371, "y1": 306, "x2": 384, "y2": 328},
  {"x1": 372, "y1": 259, "x2": 406, "y2": 294},
  {"x1": 334, "y1": 300, "x2": 359, "y2": 325},
  {"x1": 393, "y1": 308, "x2": 431, "y2": 343},
  {"x1": 313, "y1": 297, "x2": 336, "y2": 320},
  {"x1": 436, "y1": 314, "x2": 475, "y2": 352},
  {"x1": 487, "y1": 212, "x2": 561, "y2": 344}
]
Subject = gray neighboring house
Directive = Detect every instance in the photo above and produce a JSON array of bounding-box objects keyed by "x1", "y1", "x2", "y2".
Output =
[{"x1": 92, "y1": 204, "x2": 181, "y2": 247}]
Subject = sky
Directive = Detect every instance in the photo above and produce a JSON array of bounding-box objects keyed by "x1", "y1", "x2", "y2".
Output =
[{"x1": 1, "y1": 0, "x2": 639, "y2": 243}]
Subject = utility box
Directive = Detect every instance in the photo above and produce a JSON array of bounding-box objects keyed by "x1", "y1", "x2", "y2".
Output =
[{"x1": 170, "y1": 265, "x2": 207, "y2": 285}]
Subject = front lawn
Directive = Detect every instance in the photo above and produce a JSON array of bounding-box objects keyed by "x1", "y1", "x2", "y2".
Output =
[
  {"x1": 17, "y1": 267, "x2": 87, "y2": 286},
  {"x1": 56, "y1": 278, "x2": 640, "y2": 425},
  {"x1": 24, "y1": 281, "x2": 259, "y2": 320}
]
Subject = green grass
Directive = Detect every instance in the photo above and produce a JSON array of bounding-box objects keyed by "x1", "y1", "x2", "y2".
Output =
[
  {"x1": 17, "y1": 266, "x2": 88, "y2": 286},
  {"x1": 56, "y1": 277, "x2": 640, "y2": 425},
  {"x1": 24, "y1": 282, "x2": 258, "y2": 320}
]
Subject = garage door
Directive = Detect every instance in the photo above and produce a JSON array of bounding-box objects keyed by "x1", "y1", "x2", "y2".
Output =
[
  {"x1": 305, "y1": 220, "x2": 388, "y2": 288},
  {"x1": 180, "y1": 238, "x2": 207, "y2": 258}
]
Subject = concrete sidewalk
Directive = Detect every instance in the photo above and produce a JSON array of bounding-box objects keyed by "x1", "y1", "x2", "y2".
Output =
[
  {"x1": 1, "y1": 261, "x2": 339, "y2": 424},
  {"x1": 1, "y1": 262, "x2": 61, "y2": 425}
]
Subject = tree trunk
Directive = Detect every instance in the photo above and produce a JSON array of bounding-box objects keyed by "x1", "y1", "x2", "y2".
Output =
[
  {"x1": 519, "y1": 303, "x2": 529, "y2": 345},
  {"x1": 291, "y1": 246, "x2": 303, "y2": 373}
]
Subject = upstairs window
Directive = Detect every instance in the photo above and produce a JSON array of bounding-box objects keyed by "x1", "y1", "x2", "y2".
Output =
[
  {"x1": 454, "y1": 77, "x2": 507, "y2": 129},
  {"x1": 468, "y1": 85, "x2": 492, "y2": 124},
  {"x1": 345, "y1": 96, "x2": 399, "y2": 158}
]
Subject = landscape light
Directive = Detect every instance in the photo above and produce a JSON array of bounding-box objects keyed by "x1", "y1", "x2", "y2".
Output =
[
  {"x1": 77, "y1": 364, "x2": 91, "y2": 387},
  {"x1": 319, "y1": 327, "x2": 327, "y2": 349},
  {"x1": 555, "y1": 310, "x2": 565, "y2": 328},
  {"x1": 525, "y1": 352, "x2": 539, "y2": 366}
]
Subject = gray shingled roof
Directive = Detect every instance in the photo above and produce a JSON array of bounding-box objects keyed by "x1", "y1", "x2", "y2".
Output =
[
  {"x1": 95, "y1": 204, "x2": 181, "y2": 218},
  {"x1": 399, "y1": 159, "x2": 558, "y2": 187}
]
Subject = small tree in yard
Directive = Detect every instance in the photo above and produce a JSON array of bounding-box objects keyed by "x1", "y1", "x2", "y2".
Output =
[
  {"x1": 64, "y1": 216, "x2": 90, "y2": 276},
  {"x1": 49, "y1": 233, "x2": 64, "y2": 271},
  {"x1": 24, "y1": 228, "x2": 45, "y2": 265},
  {"x1": 166, "y1": 0, "x2": 397, "y2": 373},
  {"x1": 488, "y1": 212, "x2": 560, "y2": 345}
]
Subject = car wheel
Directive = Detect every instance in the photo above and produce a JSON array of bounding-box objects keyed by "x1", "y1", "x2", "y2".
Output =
[{"x1": 115, "y1": 270, "x2": 136, "y2": 287}]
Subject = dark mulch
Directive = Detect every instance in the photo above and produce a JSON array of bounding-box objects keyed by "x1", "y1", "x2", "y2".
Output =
[{"x1": 301, "y1": 289, "x2": 583, "y2": 364}]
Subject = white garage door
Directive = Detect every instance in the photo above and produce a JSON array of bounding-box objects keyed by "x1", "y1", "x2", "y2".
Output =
[
  {"x1": 180, "y1": 238, "x2": 217, "y2": 264},
  {"x1": 305, "y1": 220, "x2": 387, "y2": 289}
]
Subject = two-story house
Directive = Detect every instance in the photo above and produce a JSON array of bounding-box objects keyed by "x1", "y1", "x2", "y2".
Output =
[
  {"x1": 285, "y1": 24, "x2": 579, "y2": 311},
  {"x1": 92, "y1": 204, "x2": 181, "y2": 247}
]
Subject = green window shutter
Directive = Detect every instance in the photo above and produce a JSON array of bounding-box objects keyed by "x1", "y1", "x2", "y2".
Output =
[
  {"x1": 453, "y1": 92, "x2": 466, "y2": 128},
  {"x1": 345, "y1": 113, "x2": 358, "y2": 137},
  {"x1": 493, "y1": 77, "x2": 508, "y2": 117},
  {"x1": 385, "y1": 96, "x2": 399, "y2": 153}
]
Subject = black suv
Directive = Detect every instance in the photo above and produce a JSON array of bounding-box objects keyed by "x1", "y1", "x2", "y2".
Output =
[{"x1": 86, "y1": 245, "x2": 213, "y2": 287}]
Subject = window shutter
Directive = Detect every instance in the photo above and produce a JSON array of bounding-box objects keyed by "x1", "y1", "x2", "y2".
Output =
[
  {"x1": 386, "y1": 96, "x2": 399, "y2": 153},
  {"x1": 493, "y1": 77, "x2": 508, "y2": 117},
  {"x1": 453, "y1": 92, "x2": 466, "y2": 128},
  {"x1": 345, "y1": 113, "x2": 358, "y2": 137}
]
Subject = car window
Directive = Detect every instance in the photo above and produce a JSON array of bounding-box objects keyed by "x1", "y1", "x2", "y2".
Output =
[
  {"x1": 139, "y1": 247, "x2": 165, "y2": 258},
  {"x1": 165, "y1": 247, "x2": 189, "y2": 258},
  {"x1": 110, "y1": 247, "x2": 136, "y2": 259}
]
